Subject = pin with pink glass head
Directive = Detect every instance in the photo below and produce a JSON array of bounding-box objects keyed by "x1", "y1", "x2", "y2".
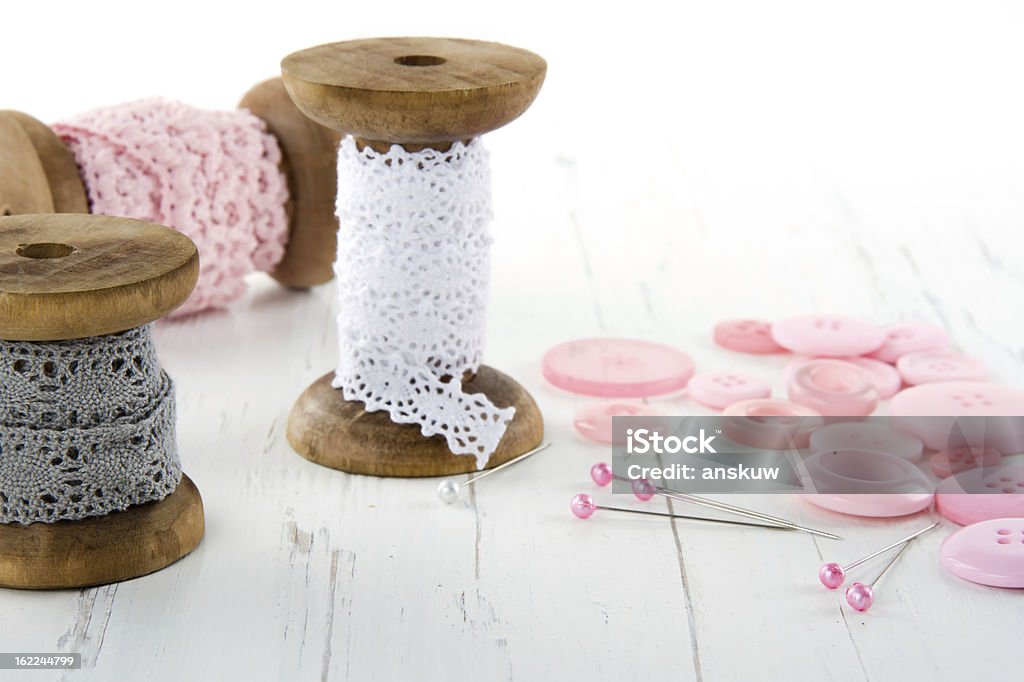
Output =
[{"x1": 818, "y1": 521, "x2": 939, "y2": 593}]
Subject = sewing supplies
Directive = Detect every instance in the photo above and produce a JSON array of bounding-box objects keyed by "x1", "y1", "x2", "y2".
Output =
[
  {"x1": 283, "y1": 37, "x2": 546, "y2": 476},
  {"x1": 436, "y1": 443, "x2": 551, "y2": 504},
  {"x1": 819, "y1": 522, "x2": 940, "y2": 589},
  {"x1": 0, "y1": 213, "x2": 204, "y2": 589},
  {"x1": 0, "y1": 77, "x2": 339, "y2": 315}
]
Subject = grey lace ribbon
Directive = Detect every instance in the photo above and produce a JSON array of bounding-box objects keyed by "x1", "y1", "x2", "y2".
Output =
[{"x1": 0, "y1": 325, "x2": 181, "y2": 525}]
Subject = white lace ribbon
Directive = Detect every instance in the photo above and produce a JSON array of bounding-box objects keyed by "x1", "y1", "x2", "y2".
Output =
[{"x1": 332, "y1": 137, "x2": 514, "y2": 468}]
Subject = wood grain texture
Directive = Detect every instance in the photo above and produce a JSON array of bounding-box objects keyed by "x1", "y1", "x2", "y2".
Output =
[
  {"x1": 281, "y1": 37, "x2": 546, "y2": 146},
  {"x1": 0, "y1": 112, "x2": 55, "y2": 215},
  {"x1": 239, "y1": 78, "x2": 340, "y2": 289},
  {"x1": 0, "y1": 213, "x2": 198, "y2": 340},
  {"x1": 0, "y1": 475, "x2": 204, "y2": 590},
  {"x1": 0, "y1": 110, "x2": 89, "y2": 213},
  {"x1": 287, "y1": 365, "x2": 544, "y2": 476}
]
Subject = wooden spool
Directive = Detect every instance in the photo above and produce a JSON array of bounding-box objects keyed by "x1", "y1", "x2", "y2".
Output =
[
  {"x1": 0, "y1": 213, "x2": 205, "y2": 589},
  {"x1": 281, "y1": 37, "x2": 547, "y2": 477},
  {"x1": 0, "y1": 76, "x2": 340, "y2": 289}
]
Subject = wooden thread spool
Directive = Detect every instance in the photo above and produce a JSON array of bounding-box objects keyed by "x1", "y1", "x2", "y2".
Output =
[
  {"x1": 0, "y1": 213, "x2": 204, "y2": 589},
  {"x1": 0, "y1": 77, "x2": 340, "y2": 291},
  {"x1": 281, "y1": 37, "x2": 547, "y2": 477}
]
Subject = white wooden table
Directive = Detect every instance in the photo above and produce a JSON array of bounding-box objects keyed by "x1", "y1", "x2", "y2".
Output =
[
  {"x1": 2, "y1": 132, "x2": 1022, "y2": 680},
  {"x1": 3, "y1": 2, "x2": 1024, "y2": 678}
]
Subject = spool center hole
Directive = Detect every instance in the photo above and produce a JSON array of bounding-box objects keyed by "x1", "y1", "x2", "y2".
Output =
[
  {"x1": 394, "y1": 54, "x2": 447, "y2": 67},
  {"x1": 16, "y1": 242, "x2": 76, "y2": 259}
]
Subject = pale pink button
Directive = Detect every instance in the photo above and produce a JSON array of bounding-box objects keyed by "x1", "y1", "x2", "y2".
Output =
[
  {"x1": 892, "y1": 381, "x2": 1024, "y2": 417},
  {"x1": 721, "y1": 398, "x2": 823, "y2": 449},
  {"x1": 771, "y1": 314, "x2": 885, "y2": 357},
  {"x1": 897, "y1": 350, "x2": 986, "y2": 385},
  {"x1": 573, "y1": 401, "x2": 666, "y2": 444},
  {"x1": 542, "y1": 338, "x2": 695, "y2": 397},
  {"x1": 941, "y1": 518, "x2": 1024, "y2": 588},
  {"x1": 802, "y1": 448, "x2": 933, "y2": 517},
  {"x1": 930, "y1": 446, "x2": 1003, "y2": 479},
  {"x1": 787, "y1": 359, "x2": 879, "y2": 416},
  {"x1": 713, "y1": 319, "x2": 787, "y2": 354},
  {"x1": 890, "y1": 382, "x2": 1024, "y2": 451},
  {"x1": 936, "y1": 465, "x2": 1024, "y2": 525},
  {"x1": 787, "y1": 356, "x2": 901, "y2": 400},
  {"x1": 687, "y1": 371, "x2": 771, "y2": 410},
  {"x1": 866, "y1": 323, "x2": 948, "y2": 364},
  {"x1": 808, "y1": 422, "x2": 924, "y2": 462},
  {"x1": 844, "y1": 357, "x2": 902, "y2": 399}
]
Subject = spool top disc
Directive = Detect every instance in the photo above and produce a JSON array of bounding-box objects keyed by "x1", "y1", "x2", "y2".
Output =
[
  {"x1": 239, "y1": 77, "x2": 340, "y2": 289},
  {"x1": 281, "y1": 37, "x2": 546, "y2": 146},
  {"x1": 0, "y1": 213, "x2": 198, "y2": 340}
]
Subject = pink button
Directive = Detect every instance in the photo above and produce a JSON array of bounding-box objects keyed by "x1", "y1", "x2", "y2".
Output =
[
  {"x1": 803, "y1": 493, "x2": 934, "y2": 518},
  {"x1": 542, "y1": 338, "x2": 695, "y2": 397},
  {"x1": 801, "y1": 448, "x2": 933, "y2": 517},
  {"x1": 573, "y1": 402, "x2": 666, "y2": 444},
  {"x1": 721, "y1": 399, "x2": 823, "y2": 449},
  {"x1": 866, "y1": 323, "x2": 948, "y2": 364},
  {"x1": 844, "y1": 357, "x2": 902, "y2": 400},
  {"x1": 787, "y1": 359, "x2": 879, "y2": 417},
  {"x1": 941, "y1": 518, "x2": 1024, "y2": 588},
  {"x1": 713, "y1": 319, "x2": 787, "y2": 354},
  {"x1": 930, "y1": 446, "x2": 1003, "y2": 479},
  {"x1": 892, "y1": 381, "x2": 1024, "y2": 416},
  {"x1": 787, "y1": 356, "x2": 901, "y2": 400},
  {"x1": 936, "y1": 465, "x2": 1024, "y2": 525},
  {"x1": 808, "y1": 422, "x2": 924, "y2": 462},
  {"x1": 687, "y1": 371, "x2": 771, "y2": 410},
  {"x1": 897, "y1": 350, "x2": 986, "y2": 385},
  {"x1": 890, "y1": 382, "x2": 1024, "y2": 451},
  {"x1": 771, "y1": 314, "x2": 885, "y2": 357}
]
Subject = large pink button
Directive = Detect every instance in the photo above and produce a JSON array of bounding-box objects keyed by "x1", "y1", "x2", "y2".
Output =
[
  {"x1": 687, "y1": 371, "x2": 771, "y2": 410},
  {"x1": 801, "y1": 448, "x2": 933, "y2": 517},
  {"x1": 713, "y1": 319, "x2": 787, "y2": 354},
  {"x1": 721, "y1": 399, "x2": 823, "y2": 449},
  {"x1": 787, "y1": 359, "x2": 879, "y2": 416},
  {"x1": 542, "y1": 338, "x2": 695, "y2": 397},
  {"x1": 866, "y1": 323, "x2": 948, "y2": 364},
  {"x1": 771, "y1": 314, "x2": 885, "y2": 357},
  {"x1": 896, "y1": 350, "x2": 986, "y2": 385},
  {"x1": 573, "y1": 401, "x2": 666, "y2": 444},
  {"x1": 936, "y1": 465, "x2": 1024, "y2": 525},
  {"x1": 808, "y1": 422, "x2": 924, "y2": 462},
  {"x1": 892, "y1": 381, "x2": 1024, "y2": 416},
  {"x1": 941, "y1": 518, "x2": 1024, "y2": 588},
  {"x1": 890, "y1": 382, "x2": 1024, "y2": 451}
]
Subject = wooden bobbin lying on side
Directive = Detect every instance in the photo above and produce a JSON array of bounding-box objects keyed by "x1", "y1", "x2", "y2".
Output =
[
  {"x1": 0, "y1": 76, "x2": 340, "y2": 289},
  {"x1": 281, "y1": 37, "x2": 547, "y2": 477},
  {"x1": 0, "y1": 213, "x2": 204, "y2": 589}
]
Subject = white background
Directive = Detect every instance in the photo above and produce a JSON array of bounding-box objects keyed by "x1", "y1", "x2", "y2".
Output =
[{"x1": 1, "y1": 1, "x2": 1023, "y2": 681}]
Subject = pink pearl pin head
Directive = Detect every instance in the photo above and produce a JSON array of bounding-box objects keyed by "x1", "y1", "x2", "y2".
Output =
[
  {"x1": 819, "y1": 562, "x2": 846, "y2": 589},
  {"x1": 571, "y1": 493, "x2": 597, "y2": 519},
  {"x1": 771, "y1": 314, "x2": 885, "y2": 357},
  {"x1": 590, "y1": 462, "x2": 613, "y2": 487},
  {"x1": 542, "y1": 338, "x2": 695, "y2": 398},
  {"x1": 845, "y1": 582, "x2": 875, "y2": 612}
]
